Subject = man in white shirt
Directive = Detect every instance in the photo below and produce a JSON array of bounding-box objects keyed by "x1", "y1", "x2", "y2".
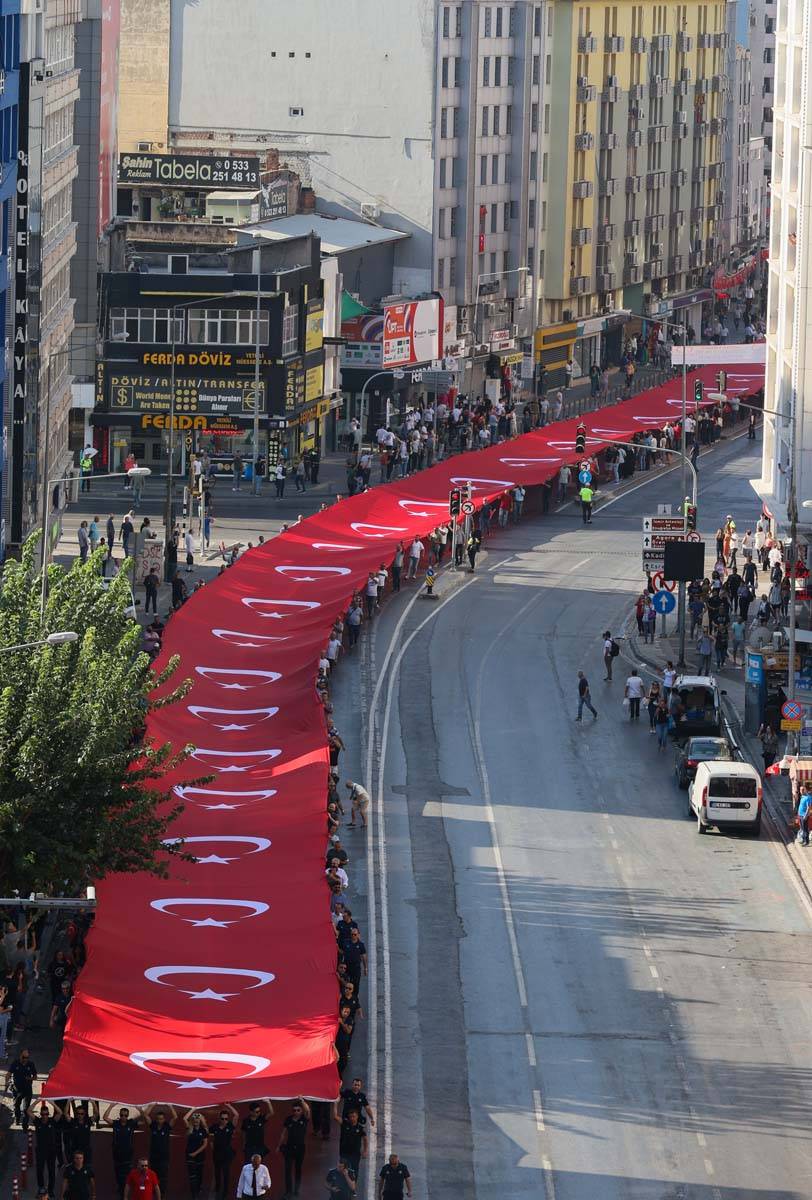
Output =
[
  {"x1": 558, "y1": 464, "x2": 571, "y2": 504},
  {"x1": 539, "y1": 395, "x2": 550, "y2": 426},
  {"x1": 602, "y1": 630, "x2": 615, "y2": 681},
  {"x1": 407, "y1": 538, "x2": 425, "y2": 580},
  {"x1": 624, "y1": 667, "x2": 646, "y2": 721},
  {"x1": 236, "y1": 1154, "x2": 271, "y2": 1197},
  {"x1": 326, "y1": 635, "x2": 342, "y2": 667}
]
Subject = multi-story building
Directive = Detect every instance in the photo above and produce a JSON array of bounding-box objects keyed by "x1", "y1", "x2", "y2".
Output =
[
  {"x1": 749, "y1": 0, "x2": 775, "y2": 160},
  {"x1": 726, "y1": 40, "x2": 752, "y2": 252},
  {"x1": 539, "y1": 1, "x2": 732, "y2": 371},
  {"x1": 753, "y1": 0, "x2": 812, "y2": 537},
  {"x1": 0, "y1": 1, "x2": 21, "y2": 558}
]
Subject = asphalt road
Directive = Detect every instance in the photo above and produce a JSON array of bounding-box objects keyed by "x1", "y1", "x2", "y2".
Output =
[{"x1": 337, "y1": 431, "x2": 812, "y2": 1200}]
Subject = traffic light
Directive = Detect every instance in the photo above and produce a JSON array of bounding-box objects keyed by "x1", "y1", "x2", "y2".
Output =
[
  {"x1": 449, "y1": 487, "x2": 462, "y2": 517},
  {"x1": 694, "y1": 378, "x2": 703, "y2": 407},
  {"x1": 716, "y1": 369, "x2": 727, "y2": 393},
  {"x1": 575, "y1": 422, "x2": 587, "y2": 455},
  {"x1": 686, "y1": 503, "x2": 697, "y2": 531}
]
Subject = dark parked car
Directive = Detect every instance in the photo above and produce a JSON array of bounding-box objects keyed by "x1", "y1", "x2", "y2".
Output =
[{"x1": 674, "y1": 736, "x2": 734, "y2": 789}]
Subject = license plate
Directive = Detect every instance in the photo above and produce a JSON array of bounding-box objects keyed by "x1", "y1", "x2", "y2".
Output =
[{"x1": 709, "y1": 801, "x2": 748, "y2": 809}]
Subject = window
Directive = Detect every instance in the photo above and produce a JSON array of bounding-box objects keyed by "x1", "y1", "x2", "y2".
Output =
[
  {"x1": 439, "y1": 158, "x2": 447, "y2": 188},
  {"x1": 490, "y1": 204, "x2": 498, "y2": 233},
  {"x1": 449, "y1": 256, "x2": 457, "y2": 285},
  {"x1": 442, "y1": 6, "x2": 450, "y2": 37},
  {"x1": 281, "y1": 304, "x2": 299, "y2": 356},
  {"x1": 455, "y1": 5, "x2": 462, "y2": 35},
  {"x1": 534, "y1": 5, "x2": 541, "y2": 37},
  {"x1": 507, "y1": 56, "x2": 514, "y2": 85},
  {"x1": 451, "y1": 158, "x2": 461, "y2": 187},
  {"x1": 544, "y1": 103, "x2": 550, "y2": 133},
  {"x1": 504, "y1": 201, "x2": 512, "y2": 228},
  {"x1": 480, "y1": 155, "x2": 488, "y2": 184},
  {"x1": 496, "y1": 7, "x2": 503, "y2": 36},
  {"x1": 504, "y1": 155, "x2": 511, "y2": 182},
  {"x1": 442, "y1": 57, "x2": 450, "y2": 87},
  {"x1": 527, "y1": 247, "x2": 535, "y2": 274},
  {"x1": 450, "y1": 206, "x2": 458, "y2": 236},
  {"x1": 506, "y1": 104, "x2": 513, "y2": 133},
  {"x1": 532, "y1": 54, "x2": 540, "y2": 85},
  {"x1": 494, "y1": 56, "x2": 502, "y2": 85},
  {"x1": 491, "y1": 153, "x2": 499, "y2": 183},
  {"x1": 530, "y1": 150, "x2": 538, "y2": 179},
  {"x1": 528, "y1": 198, "x2": 536, "y2": 227},
  {"x1": 439, "y1": 209, "x2": 447, "y2": 238},
  {"x1": 490, "y1": 252, "x2": 497, "y2": 273},
  {"x1": 46, "y1": 24, "x2": 74, "y2": 74},
  {"x1": 453, "y1": 107, "x2": 460, "y2": 136},
  {"x1": 509, "y1": 6, "x2": 517, "y2": 36},
  {"x1": 441, "y1": 107, "x2": 449, "y2": 138},
  {"x1": 483, "y1": 56, "x2": 490, "y2": 86},
  {"x1": 531, "y1": 101, "x2": 539, "y2": 132},
  {"x1": 484, "y1": 6, "x2": 492, "y2": 36},
  {"x1": 539, "y1": 248, "x2": 545, "y2": 275},
  {"x1": 110, "y1": 308, "x2": 185, "y2": 344},
  {"x1": 493, "y1": 105, "x2": 501, "y2": 135},
  {"x1": 187, "y1": 308, "x2": 271, "y2": 347},
  {"x1": 542, "y1": 151, "x2": 548, "y2": 181},
  {"x1": 482, "y1": 106, "x2": 490, "y2": 136},
  {"x1": 438, "y1": 258, "x2": 446, "y2": 288}
]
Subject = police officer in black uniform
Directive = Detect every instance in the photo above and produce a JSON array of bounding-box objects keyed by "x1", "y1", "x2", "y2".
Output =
[
  {"x1": 33, "y1": 1102, "x2": 60, "y2": 1196},
  {"x1": 103, "y1": 1104, "x2": 144, "y2": 1199},
  {"x1": 277, "y1": 1098, "x2": 311, "y2": 1198},
  {"x1": 145, "y1": 1105, "x2": 176, "y2": 1198},
  {"x1": 210, "y1": 1104, "x2": 239, "y2": 1200},
  {"x1": 4, "y1": 1048, "x2": 37, "y2": 1128},
  {"x1": 240, "y1": 1100, "x2": 272, "y2": 1163}
]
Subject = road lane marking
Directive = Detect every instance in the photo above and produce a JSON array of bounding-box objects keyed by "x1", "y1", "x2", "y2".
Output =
[
  {"x1": 704, "y1": 1158, "x2": 715, "y2": 1177},
  {"x1": 697, "y1": 1132, "x2": 707, "y2": 1148},
  {"x1": 649, "y1": 965, "x2": 660, "y2": 979},
  {"x1": 526, "y1": 1033, "x2": 537, "y2": 1066},
  {"x1": 533, "y1": 1089, "x2": 546, "y2": 1131}
]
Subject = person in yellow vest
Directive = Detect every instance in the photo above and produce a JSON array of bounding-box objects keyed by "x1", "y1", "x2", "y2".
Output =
[
  {"x1": 80, "y1": 449, "x2": 93, "y2": 493},
  {"x1": 579, "y1": 482, "x2": 594, "y2": 524}
]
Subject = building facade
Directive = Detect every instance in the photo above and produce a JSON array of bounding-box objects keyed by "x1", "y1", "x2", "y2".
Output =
[
  {"x1": 753, "y1": 0, "x2": 812, "y2": 533},
  {"x1": 0, "y1": 1, "x2": 20, "y2": 557}
]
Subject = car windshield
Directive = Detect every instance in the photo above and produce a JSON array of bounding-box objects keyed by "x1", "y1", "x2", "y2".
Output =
[
  {"x1": 678, "y1": 687, "x2": 716, "y2": 718},
  {"x1": 708, "y1": 776, "x2": 758, "y2": 798},
  {"x1": 689, "y1": 739, "x2": 731, "y2": 759}
]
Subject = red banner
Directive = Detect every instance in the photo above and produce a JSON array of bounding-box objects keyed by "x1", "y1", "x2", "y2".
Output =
[{"x1": 44, "y1": 361, "x2": 763, "y2": 1104}]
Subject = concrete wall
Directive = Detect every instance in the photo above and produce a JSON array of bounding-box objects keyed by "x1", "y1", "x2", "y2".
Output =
[
  {"x1": 167, "y1": 0, "x2": 435, "y2": 287},
  {"x1": 119, "y1": 0, "x2": 169, "y2": 152}
]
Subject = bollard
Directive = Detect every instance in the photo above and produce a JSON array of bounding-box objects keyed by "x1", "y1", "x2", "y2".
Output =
[
  {"x1": 12, "y1": 1175, "x2": 20, "y2": 1200},
  {"x1": 421, "y1": 565, "x2": 438, "y2": 601},
  {"x1": 20, "y1": 1150, "x2": 27, "y2": 1189}
]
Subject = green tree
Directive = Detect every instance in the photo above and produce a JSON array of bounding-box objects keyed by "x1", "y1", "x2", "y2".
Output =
[{"x1": 0, "y1": 537, "x2": 195, "y2": 895}]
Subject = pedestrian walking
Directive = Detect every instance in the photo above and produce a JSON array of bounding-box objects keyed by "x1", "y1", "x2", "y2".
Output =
[
  {"x1": 379, "y1": 1153, "x2": 412, "y2": 1199},
  {"x1": 346, "y1": 600, "x2": 363, "y2": 649},
  {"x1": 123, "y1": 1159, "x2": 161, "y2": 1200},
  {"x1": 558, "y1": 464, "x2": 571, "y2": 504},
  {"x1": 89, "y1": 516, "x2": 99, "y2": 554},
  {"x1": 646, "y1": 681, "x2": 662, "y2": 732},
  {"x1": 274, "y1": 462, "x2": 286, "y2": 498},
  {"x1": 466, "y1": 529, "x2": 481, "y2": 571},
  {"x1": 663, "y1": 661, "x2": 676, "y2": 700},
  {"x1": 295, "y1": 457, "x2": 306, "y2": 492},
  {"x1": 184, "y1": 527, "x2": 194, "y2": 572},
  {"x1": 33, "y1": 1103, "x2": 60, "y2": 1197},
  {"x1": 624, "y1": 667, "x2": 645, "y2": 721},
  {"x1": 5, "y1": 1048, "x2": 36, "y2": 1129},
  {"x1": 277, "y1": 1099, "x2": 310, "y2": 1198},
  {"x1": 602, "y1": 630, "x2": 617, "y2": 680},
  {"x1": 654, "y1": 699, "x2": 671, "y2": 751},
  {"x1": 576, "y1": 671, "x2": 598, "y2": 721},
  {"x1": 326, "y1": 1160, "x2": 357, "y2": 1199},
  {"x1": 183, "y1": 1110, "x2": 208, "y2": 1200},
  {"x1": 391, "y1": 544, "x2": 404, "y2": 592},
  {"x1": 235, "y1": 1154, "x2": 271, "y2": 1198},
  {"x1": 62, "y1": 1151, "x2": 95, "y2": 1200},
  {"x1": 232, "y1": 454, "x2": 244, "y2": 492},
  {"x1": 103, "y1": 1105, "x2": 142, "y2": 1200},
  {"x1": 406, "y1": 537, "x2": 424, "y2": 580},
  {"x1": 146, "y1": 1106, "x2": 175, "y2": 1197},
  {"x1": 697, "y1": 629, "x2": 713, "y2": 674},
  {"x1": 579, "y1": 483, "x2": 594, "y2": 524},
  {"x1": 346, "y1": 781, "x2": 370, "y2": 828},
  {"x1": 106, "y1": 514, "x2": 115, "y2": 557},
  {"x1": 642, "y1": 598, "x2": 656, "y2": 644},
  {"x1": 241, "y1": 1101, "x2": 271, "y2": 1164},
  {"x1": 797, "y1": 786, "x2": 812, "y2": 846},
  {"x1": 758, "y1": 723, "x2": 779, "y2": 771},
  {"x1": 77, "y1": 521, "x2": 90, "y2": 562},
  {"x1": 338, "y1": 1111, "x2": 367, "y2": 1182},
  {"x1": 120, "y1": 514, "x2": 134, "y2": 558}
]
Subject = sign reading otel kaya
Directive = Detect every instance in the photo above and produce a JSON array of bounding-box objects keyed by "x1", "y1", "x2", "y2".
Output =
[{"x1": 118, "y1": 153, "x2": 260, "y2": 189}]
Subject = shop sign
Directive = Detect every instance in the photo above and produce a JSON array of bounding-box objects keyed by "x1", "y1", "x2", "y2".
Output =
[
  {"x1": 267, "y1": 431, "x2": 283, "y2": 469},
  {"x1": 290, "y1": 397, "x2": 332, "y2": 427},
  {"x1": 501, "y1": 351, "x2": 523, "y2": 365},
  {"x1": 305, "y1": 364, "x2": 324, "y2": 403},
  {"x1": 382, "y1": 298, "x2": 443, "y2": 368},
  {"x1": 118, "y1": 153, "x2": 260, "y2": 189},
  {"x1": 107, "y1": 373, "x2": 266, "y2": 415},
  {"x1": 305, "y1": 302, "x2": 324, "y2": 353},
  {"x1": 140, "y1": 350, "x2": 276, "y2": 370},
  {"x1": 342, "y1": 341, "x2": 382, "y2": 367},
  {"x1": 258, "y1": 178, "x2": 291, "y2": 220},
  {"x1": 140, "y1": 413, "x2": 241, "y2": 433},
  {"x1": 10, "y1": 61, "x2": 30, "y2": 545}
]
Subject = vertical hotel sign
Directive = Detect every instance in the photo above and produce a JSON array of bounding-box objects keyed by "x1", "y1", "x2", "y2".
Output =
[{"x1": 10, "y1": 62, "x2": 30, "y2": 545}]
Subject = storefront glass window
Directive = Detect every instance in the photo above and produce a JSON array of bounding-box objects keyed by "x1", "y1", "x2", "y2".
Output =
[
  {"x1": 186, "y1": 308, "x2": 269, "y2": 345},
  {"x1": 282, "y1": 304, "x2": 299, "y2": 356},
  {"x1": 110, "y1": 307, "x2": 184, "y2": 343}
]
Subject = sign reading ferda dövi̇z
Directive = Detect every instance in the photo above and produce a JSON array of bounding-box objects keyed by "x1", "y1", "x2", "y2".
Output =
[{"x1": 117, "y1": 153, "x2": 260, "y2": 189}]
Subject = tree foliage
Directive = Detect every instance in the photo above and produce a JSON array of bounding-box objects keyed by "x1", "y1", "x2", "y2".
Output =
[{"x1": 0, "y1": 537, "x2": 195, "y2": 895}]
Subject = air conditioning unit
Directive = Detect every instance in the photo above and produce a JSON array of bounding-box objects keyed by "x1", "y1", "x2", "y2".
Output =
[
  {"x1": 577, "y1": 75, "x2": 589, "y2": 86},
  {"x1": 562, "y1": 309, "x2": 573, "y2": 321},
  {"x1": 676, "y1": 111, "x2": 687, "y2": 124},
  {"x1": 606, "y1": 74, "x2": 619, "y2": 87},
  {"x1": 360, "y1": 203, "x2": 381, "y2": 221},
  {"x1": 137, "y1": 141, "x2": 153, "y2": 152},
  {"x1": 653, "y1": 74, "x2": 662, "y2": 85}
]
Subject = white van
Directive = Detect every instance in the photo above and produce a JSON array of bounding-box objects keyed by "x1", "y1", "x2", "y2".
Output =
[{"x1": 688, "y1": 760, "x2": 762, "y2": 836}]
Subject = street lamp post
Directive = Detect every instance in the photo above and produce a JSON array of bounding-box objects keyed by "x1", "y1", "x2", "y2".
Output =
[
  {"x1": 360, "y1": 369, "x2": 405, "y2": 443},
  {"x1": 0, "y1": 630, "x2": 78, "y2": 655}
]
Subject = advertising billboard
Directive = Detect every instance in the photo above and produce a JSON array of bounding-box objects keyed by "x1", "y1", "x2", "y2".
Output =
[
  {"x1": 382, "y1": 298, "x2": 443, "y2": 368},
  {"x1": 259, "y1": 178, "x2": 291, "y2": 220},
  {"x1": 98, "y1": 0, "x2": 120, "y2": 236},
  {"x1": 118, "y1": 154, "x2": 260, "y2": 189}
]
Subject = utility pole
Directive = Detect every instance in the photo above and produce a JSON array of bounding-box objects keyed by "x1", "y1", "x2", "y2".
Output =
[{"x1": 252, "y1": 246, "x2": 262, "y2": 496}]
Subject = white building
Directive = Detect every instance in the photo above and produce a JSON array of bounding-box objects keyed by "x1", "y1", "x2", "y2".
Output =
[
  {"x1": 753, "y1": 0, "x2": 812, "y2": 533},
  {"x1": 749, "y1": 0, "x2": 776, "y2": 163}
]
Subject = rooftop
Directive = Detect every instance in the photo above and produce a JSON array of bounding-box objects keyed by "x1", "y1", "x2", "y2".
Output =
[{"x1": 241, "y1": 213, "x2": 410, "y2": 255}]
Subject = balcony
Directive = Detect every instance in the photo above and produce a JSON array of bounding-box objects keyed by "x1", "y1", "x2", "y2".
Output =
[
  {"x1": 650, "y1": 77, "x2": 671, "y2": 98},
  {"x1": 646, "y1": 170, "x2": 666, "y2": 190},
  {"x1": 651, "y1": 34, "x2": 672, "y2": 50},
  {"x1": 578, "y1": 34, "x2": 598, "y2": 53},
  {"x1": 626, "y1": 175, "x2": 642, "y2": 193},
  {"x1": 676, "y1": 80, "x2": 692, "y2": 98},
  {"x1": 572, "y1": 179, "x2": 594, "y2": 199},
  {"x1": 713, "y1": 31, "x2": 729, "y2": 48},
  {"x1": 707, "y1": 203, "x2": 723, "y2": 220},
  {"x1": 648, "y1": 124, "x2": 668, "y2": 143},
  {"x1": 671, "y1": 168, "x2": 687, "y2": 187},
  {"x1": 649, "y1": 259, "x2": 665, "y2": 278},
  {"x1": 600, "y1": 131, "x2": 619, "y2": 149},
  {"x1": 628, "y1": 129, "x2": 642, "y2": 147},
  {"x1": 708, "y1": 161, "x2": 725, "y2": 180},
  {"x1": 571, "y1": 225, "x2": 592, "y2": 246},
  {"x1": 599, "y1": 176, "x2": 618, "y2": 196},
  {"x1": 669, "y1": 254, "x2": 684, "y2": 273},
  {"x1": 673, "y1": 118, "x2": 689, "y2": 139},
  {"x1": 694, "y1": 121, "x2": 709, "y2": 137},
  {"x1": 695, "y1": 78, "x2": 710, "y2": 94},
  {"x1": 690, "y1": 205, "x2": 705, "y2": 222},
  {"x1": 677, "y1": 32, "x2": 694, "y2": 52},
  {"x1": 574, "y1": 131, "x2": 594, "y2": 150},
  {"x1": 698, "y1": 32, "x2": 712, "y2": 49},
  {"x1": 597, "y1": 271, "x2": 616, "y2": 291},
  {"x1": 569, "y1": 275, "x2": 589, "y2": 295},
  {"x1": 601, "y1": 85, "x2": 621, "y2": 103},
  {"x1": 605, "y1": 35, "x2": 625, "y2": 53},
  {"x1": 625, "y1": 251, "x2": 638, "y2": 267},
  {"x1": 672, "y1": 209, "x2": 685, "y2": 226},
  {"x1": 631, "y1": 36, "x2": 648, "y2": 53},
  {"x1": 642, "y1": 262, "x2": 654, "y2": 281},
  {"x1": 577, "y1": 84, "x2": 597, "y2": 102},
  {"x1": 710, "y1": 117, "x2": 727, "y2": 136},
  {"x1": 689, "y1": 249, "x2": 704, "y2": 268},
  {"x1": 693, "y1": 165, "x2": 707, "y2": 183},
  {"x1": 680, "y1": 67, "x2": 693, "y2": 82},
  {"x1": 624, "y1": 218, "x2": 640, "y2": 237},
  {"x1": 649, "y1": 241, "x2": 664, "y2": 258},
  {"x1": 645, "y1": 213, "x2": 665, "y2": 233},
  {"x1": 597, "y1": 222, "x2": 615, "y2": 243},
  {"x1": 711, "y1": 74, "x2": 725, "y2": 92}
]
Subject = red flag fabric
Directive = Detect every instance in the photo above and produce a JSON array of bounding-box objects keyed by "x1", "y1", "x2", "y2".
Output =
[{"x1": 43, "y1": 361, "x2": 764, "y2": 1104}]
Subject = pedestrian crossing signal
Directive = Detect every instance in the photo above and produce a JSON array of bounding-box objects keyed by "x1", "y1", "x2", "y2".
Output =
[
  {"x1": 449, "y1": 487, "x2": 462, "y2": 516},
  {"x1": 575, "y1": 422, "x2": 587, "y2": 455},
  {"x1": 686, "y1": 504, "x2": 697, "y2": 531},
  {"x1": 694, "y1": 379, "x2": 703, "y2": 406}
]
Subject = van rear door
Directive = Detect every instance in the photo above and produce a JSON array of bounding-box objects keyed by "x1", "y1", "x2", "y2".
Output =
[{"x1": 706, "y1": 774, "x2": 758, "y2": 823}]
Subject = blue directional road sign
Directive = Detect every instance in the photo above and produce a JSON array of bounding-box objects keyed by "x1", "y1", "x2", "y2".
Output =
[
  {"x1": 578, "y1": 470, "x2": 592, "y2": 485},
  {"x1": 652, "y1": 590, "x2": 676, "y2": 615}
]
